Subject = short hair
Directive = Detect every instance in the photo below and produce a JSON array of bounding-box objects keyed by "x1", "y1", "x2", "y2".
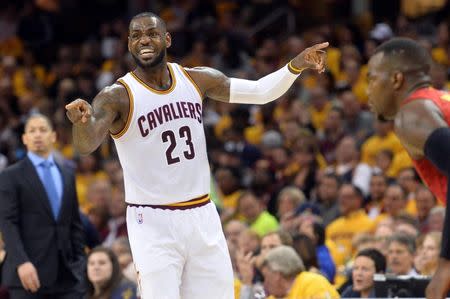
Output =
[
  {"x1": 394, "y1": 213, "x2": 419, "y2": 229},
  {"x1": 374, "y1": 37, "x2": 432, "y2": 74},
  {"x1": 24, "y1": 113, "x2": 54, "y2": 131},
  {"x1": 429, "y1": 206, "x2": 445, "y2": 217},
  {"x1": 262, "y1": 230, "x2": 293, "y2": 247},
  {"x1": 371, "y1": 170, "x2": 388, "y2": 182},
  {"x1": 386, "y1": 183, "x2": 406, "y2": 199},
  {"x1": 277, "y1": 186, "x2": 306, "y2": 207},
  {"x1": 356, "y1": 248, "x2": 386, "y2": 273},
  {"x1": 262, "y1": 245, "x2": 305, "y2": 279},
  {"x1": 388, "y1": 233, "x2": 416, "y2": 254},
  {"x1": 398, "y1": 167, "x2": 421, "y2": 182},
  {"x1": 321, "y1": 172, "x2": 342, "y2": 186},
  {"x1": 340, "y1": 183, "x2": 364, "y2": 200},
  {"x1": 415, "y1": 185, "x2": 437, "y2": 203},
  {"x1": 130, "y1": 12, "x2": 167, "y2": 32}
]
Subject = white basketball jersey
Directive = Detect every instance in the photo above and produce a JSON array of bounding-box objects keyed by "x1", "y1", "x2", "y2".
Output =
[{"x1": 112, "y1": 63, "x2": 210, "y2": 205}]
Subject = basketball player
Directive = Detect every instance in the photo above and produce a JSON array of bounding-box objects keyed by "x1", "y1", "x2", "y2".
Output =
[
  {"x1": 66, "y1": 12, "x2": 327, "y2": 299},
  {"x1": 367, "y1": 37, "x2": 450, "y2": 299}
]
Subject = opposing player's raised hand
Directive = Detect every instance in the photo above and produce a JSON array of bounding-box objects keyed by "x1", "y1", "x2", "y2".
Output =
[
  {"x1": 65, "y1": 99, "x2": 93, "y2": 124},
  {"x1": 291, "y1": 42, "x2": 329, "y2": 73}
]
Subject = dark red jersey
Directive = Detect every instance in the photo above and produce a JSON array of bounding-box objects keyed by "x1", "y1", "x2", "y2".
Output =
[{"x1": 402, "y1": 87, "x2": 450, "y2": 203}]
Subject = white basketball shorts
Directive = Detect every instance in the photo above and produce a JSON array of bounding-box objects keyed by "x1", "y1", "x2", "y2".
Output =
[{"x1": 126, "y1": 199, "x2": 234, "y2": 299}]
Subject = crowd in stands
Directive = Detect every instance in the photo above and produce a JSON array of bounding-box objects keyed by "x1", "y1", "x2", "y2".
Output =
[{"x1": 0, "y1": 0, "x2": 449, "y2": 298}]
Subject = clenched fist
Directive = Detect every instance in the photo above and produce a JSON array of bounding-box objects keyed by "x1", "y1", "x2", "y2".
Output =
[{"x1": 65, "y1": 99, "x2": 93, "y2": 124}]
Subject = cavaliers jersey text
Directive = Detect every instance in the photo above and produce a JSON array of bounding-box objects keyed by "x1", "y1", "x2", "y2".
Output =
[{"x1": 112, "y1": 63, "x2": 210, "y2": 205}]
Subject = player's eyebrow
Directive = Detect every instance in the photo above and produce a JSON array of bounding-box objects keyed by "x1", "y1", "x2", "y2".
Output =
[{"x1": 130, "y1": 25, "x2": 158, "y2": 32}]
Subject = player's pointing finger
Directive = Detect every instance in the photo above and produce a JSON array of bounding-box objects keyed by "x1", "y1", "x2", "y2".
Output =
[{"x1": 309, "y1": 42, "x2": 329, "y2": 51}]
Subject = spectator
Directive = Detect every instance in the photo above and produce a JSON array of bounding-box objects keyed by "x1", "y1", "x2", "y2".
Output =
[
  {"x1": 341, "y1": 248, "x2": 386, "y2": 298},
  {"x1": 329, "y1": 135, "x2": 372, "y2": 195},
  {"x1": 366, "y1": 172, "x2": 389, "y2": 219},
  {"x1": 313, "y1": 172, "x2": 340, "y2": 226},
  {"x1": 238, "y1": 191, "x2": 278, "y2": 237},
  {"x1": 214, "y1": 166, "x2": 243, "y2": 222},
  {"x1": 427, "y1": 206, "x2": 445, "y2": 232},
  {"x1": 386, "y1": 233, "x2": 418, "y2": 276},
  {"x1": 415, "y1": 186, "x2": 437, "y2": 232},
  {"x1": 292, "y1": 234, "x2": 320, "y2": 273},
  {"x1": 261, "y1": 246, "x2": 339, "y2": 299},
  {"x1": 326, "y1": 184, "x2": 374, "y2": 267},
  {"x1": 298, "y1": 220, "x2": 336, "y2": 282},
  {"x1": 224, "y1": 220, "x2": 247, "y2": 249},
  {"x1": 420, "y1": 232, "x2": 441, "y2": 276},
  {"x1": 103, "y1": 189, "x2": 127, "y2": 247},
  {"x1": 375, "y1": 184, "x2": 409, "y2": 225},
  {"x1": 86, "y1": 246, "x2": 137, "y2": 299},
  {"x1": 276, "y1": 186, "x2": 306, "y2": 222},
  {"x1": 110, "y1": 237, "x2": 137, "y2": 285},
  {"x1": 337, "y1": 89, "x2": 374, "y2": 144},
  {"x1": 360, "y1": 119, "x2": 404, "y2": 166}
]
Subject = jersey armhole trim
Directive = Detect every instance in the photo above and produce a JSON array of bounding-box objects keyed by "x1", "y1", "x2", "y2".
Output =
[
  {"x1": 111, "y1": 79, "x2": 134, "y2": 139},
  {"x1": 180, "y1": 66, "x2": 204, "y2": 100}
]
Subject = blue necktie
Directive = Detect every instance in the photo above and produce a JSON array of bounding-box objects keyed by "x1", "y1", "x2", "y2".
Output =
[{"x1": 41, "y1": 161, "x2": 60, "y2": 219}]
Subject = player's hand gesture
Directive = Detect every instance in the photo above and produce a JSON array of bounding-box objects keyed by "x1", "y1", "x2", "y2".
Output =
[
  {"x1": 65, "y1": 99, "x2": 93, "y2": 124},
  {"x1": 291, "y1": 42, "x2": 329, "y2": 73}
]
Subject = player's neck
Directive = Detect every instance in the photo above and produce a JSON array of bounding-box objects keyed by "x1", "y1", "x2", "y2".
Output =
[
  {"x1": 134, "y1": 61, "x2": 171, "y2": 89},
  {"x1": 400, "y1": 79, "x2": 432, "y2": 103}
]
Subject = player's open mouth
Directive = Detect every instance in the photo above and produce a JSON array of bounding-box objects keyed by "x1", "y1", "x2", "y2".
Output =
[{"x1": 139, "y1": 48, "x2": 155, "y2": 59}]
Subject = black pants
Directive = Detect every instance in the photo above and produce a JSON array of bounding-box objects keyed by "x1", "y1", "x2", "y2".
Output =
[{"x1": 8, "y1": 289, "x2": 83, "y2": 299}]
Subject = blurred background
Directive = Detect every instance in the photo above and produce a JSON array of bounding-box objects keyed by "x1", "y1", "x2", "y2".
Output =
[{"x1": 0, "y1": 0, "x2": 449, "y2": 298}]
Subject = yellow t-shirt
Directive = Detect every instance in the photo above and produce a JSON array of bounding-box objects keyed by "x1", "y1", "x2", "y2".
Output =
[
  {"x1": 432, "y1": 47, "x2": 448, "y2": 66},
  {"x1": 361, "y1": 132, "x2": 404, "y2": 166},
  {"x1": 234, "y1": 278, "x2": 241, "y2": 299},
  {"x1": 326, "y1": 210, "x2": 374, "y2": 266},
  {"x1": 267, "y1": 272, "x2": 340, "y2": 299},
  {"x1": 309, "y1": 102, "x2": 332, "y2": 131},
  {"x1": 221, "y1": 190, "x2": 243, "y2": 210},
  {"x1": 406, "y1": 197, "x2": 418, "y2": 216},
  {"x1": 387, "y1": 150, "x2": 413, "y2": 177}
]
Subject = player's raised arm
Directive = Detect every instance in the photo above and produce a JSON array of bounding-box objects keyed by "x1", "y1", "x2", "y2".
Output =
[
  {"x1": 65, "y1": 83, "x2": 128, "y2": 155},
  {"x1": 186, "y1": 42, "x2": 328, "y2": 103}
]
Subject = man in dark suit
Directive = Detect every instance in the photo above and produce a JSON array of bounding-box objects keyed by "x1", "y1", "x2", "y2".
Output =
[{"x1": 0, "y1": 114, "x2": 86, "y2": 299}]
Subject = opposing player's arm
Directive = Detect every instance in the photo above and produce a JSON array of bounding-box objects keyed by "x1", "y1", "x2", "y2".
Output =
[
  {"x1": 65, "y1": 83, "x2": 129, "y2": 155},
  {"x1": 186, "y1": 42, "x2": 328, "y2": 104},
  {"x1": 394, "y1": 99, "x2": 447, "y2": 159}
]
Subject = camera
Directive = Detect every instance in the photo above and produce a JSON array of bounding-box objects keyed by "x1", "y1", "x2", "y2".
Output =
[{"x1": 373, "y1": 274, "x2": 430, "y2": 298}]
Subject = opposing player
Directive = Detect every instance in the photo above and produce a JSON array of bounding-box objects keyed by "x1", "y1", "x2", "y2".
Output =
[
  {"x1": 65, "y1": 12, "x2": 328, "y2": 299},
  {"x1": 367, "y1": 37, "x2": 450, "y2": 299}
]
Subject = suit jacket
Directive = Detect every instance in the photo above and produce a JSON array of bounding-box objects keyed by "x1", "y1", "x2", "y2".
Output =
[{"x1": 0, "y1": 157, "x2": 86, "y2": 289}]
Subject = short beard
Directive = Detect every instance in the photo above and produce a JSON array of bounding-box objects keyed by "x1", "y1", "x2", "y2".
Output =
[{"x1": 132, "y1": 50, "x2": 166, "y2": 70}]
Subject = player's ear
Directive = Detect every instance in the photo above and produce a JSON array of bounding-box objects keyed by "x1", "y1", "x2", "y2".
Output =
[
  {"x1": 165, "y1": 32, "x2": 172, "y2": 48},
  {"x1": 392, "y1": 72, "x2": 404, "y2": 90}
]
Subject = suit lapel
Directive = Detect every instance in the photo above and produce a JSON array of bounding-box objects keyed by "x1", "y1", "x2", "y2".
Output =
[{"x1": 21, "y1": 158, "x2": 55, "y2": 220}]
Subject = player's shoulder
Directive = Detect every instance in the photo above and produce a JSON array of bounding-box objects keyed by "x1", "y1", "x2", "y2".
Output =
[
  {"x1": 184, "y1": 66, "x2": 225, "y2": 79},
  {"x1": 95, "y1": 81, "x2": 129, "y2": 105}
]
